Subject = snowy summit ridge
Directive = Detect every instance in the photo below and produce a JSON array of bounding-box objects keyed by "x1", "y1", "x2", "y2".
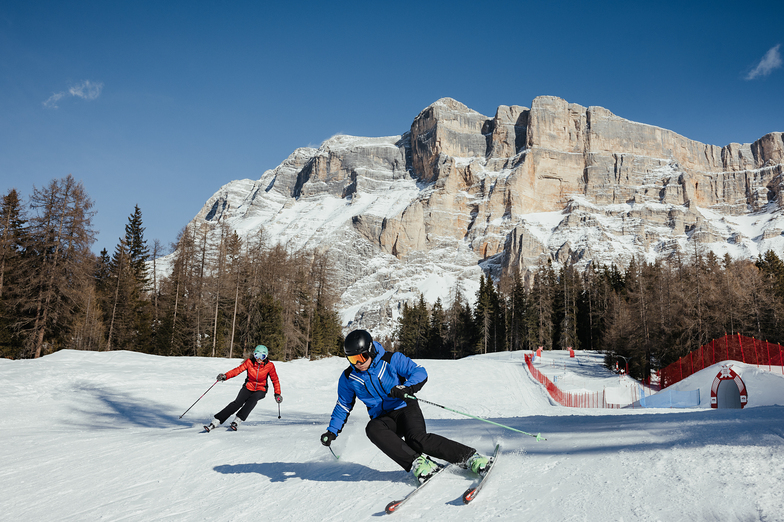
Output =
[{"x1": 188, "y1": 96, "x2": 784, "y2": 337}]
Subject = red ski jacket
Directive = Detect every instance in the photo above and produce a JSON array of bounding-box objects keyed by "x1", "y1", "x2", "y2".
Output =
[{"x1": 225, "y1": 358, "x2": 281, "y2": 393}]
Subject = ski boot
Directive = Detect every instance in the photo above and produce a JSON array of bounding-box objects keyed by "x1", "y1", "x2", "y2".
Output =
[
  {"x1": 466, "y1": 452, "x2": 490, "y2": 476},
  {"x1": 412, "y1": 455, "x2": 439, "y2": 484}
]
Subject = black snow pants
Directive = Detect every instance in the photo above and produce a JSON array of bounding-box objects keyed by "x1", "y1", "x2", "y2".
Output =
[
  {"x1": 365, "y1": 400, "x2": 475, "y2": 472},
  {"x1": 215, "y1": 387, "x2": 266, "y2": 423}
]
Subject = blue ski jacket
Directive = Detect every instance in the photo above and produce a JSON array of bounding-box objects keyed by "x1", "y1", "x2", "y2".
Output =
[{"x1": 327, "y1": 342, "x2": 427, "y2": 436}]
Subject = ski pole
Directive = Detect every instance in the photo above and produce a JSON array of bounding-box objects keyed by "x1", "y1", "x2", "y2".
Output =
[
  {"x1": 405, "y1": 394, "x2": 546, "y2": 441},
  {"x1": 327, "y1": 446, "x2": 340, "y2": 460},
  {"x1": 277, "y1": 401, "x2": 281, "y2": 419},
  {"x1": 179, "y1": 381, "x2": 219, "y2": 419}
]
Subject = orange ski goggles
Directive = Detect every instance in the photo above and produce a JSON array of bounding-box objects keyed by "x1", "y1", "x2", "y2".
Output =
[{"x1": 346, "y1": 351, "x2": 371, "y2": 366}]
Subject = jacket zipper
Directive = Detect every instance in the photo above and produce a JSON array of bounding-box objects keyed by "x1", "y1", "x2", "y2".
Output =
[
  {"x1": 251, "y1": 360, "x2": 263, "y2": 390},
  {"x1": 359, "y1": 361, "x2": 388, "y2": 400}
]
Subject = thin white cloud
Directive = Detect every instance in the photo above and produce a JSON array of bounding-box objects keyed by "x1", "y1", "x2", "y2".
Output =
[
  {"x1": 42, "y1": 92, "x2": 66, "y2": 108},
  {"x1": 43, "y1": 80, "x2": 104, "y2": 109},
  {"x1": 745, "y1": 44, "x2": 782, "y2": 80}
]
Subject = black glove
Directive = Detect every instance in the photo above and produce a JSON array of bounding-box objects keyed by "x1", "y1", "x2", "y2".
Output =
[
  {"x1": 320, "y1": 431, "x2": 337, "y2": 447},
  {"x1": 389, "y1": 385, "x2": 410, "y2": 400},
  {"x1": 217, "y1": 373, "x2": 227, "y2": 381},
  {"x1": 274, "y1": 394, "x2": 283, "y2": 403}
]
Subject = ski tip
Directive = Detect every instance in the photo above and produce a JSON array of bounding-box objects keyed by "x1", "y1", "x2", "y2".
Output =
[{"x1": 385, "y1": 500, "x2": 402, "y2": 514}]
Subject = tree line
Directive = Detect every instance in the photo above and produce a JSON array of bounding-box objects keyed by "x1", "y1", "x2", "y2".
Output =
[
  {"x1": 1, "y1": 176, "x2": 343, "y2": 360},
  {"x1": 394, "y1": 250, "x2": 784, "y2": 380},
  {"x1": 4, "y1": 176, "x2": 784, "y2": 374}
]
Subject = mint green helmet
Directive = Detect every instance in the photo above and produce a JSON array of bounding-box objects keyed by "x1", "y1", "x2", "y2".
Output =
[{"x1": 253, "y1": 345, "x2": 268, "y2": 360}]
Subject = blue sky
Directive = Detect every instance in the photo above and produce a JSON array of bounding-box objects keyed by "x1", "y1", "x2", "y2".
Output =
[{"x1": 1, "y1": 0, "x2": 782, "y2": 255}]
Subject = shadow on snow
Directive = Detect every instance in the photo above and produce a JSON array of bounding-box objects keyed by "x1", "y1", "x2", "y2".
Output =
[
  {"x1": 421, "y1": 406, "x2": 784, "y2": 456},
  {"x1": 214, "y1": 460, "x2": 405, "y2": 484},
  {"x1": 66, "y1": 382, "x2": 328, "y2": 430}
]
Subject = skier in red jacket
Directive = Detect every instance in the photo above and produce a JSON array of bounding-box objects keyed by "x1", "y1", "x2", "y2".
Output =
[{"x1": 204, "y1": 345, "x2": 282, "y2": 432}]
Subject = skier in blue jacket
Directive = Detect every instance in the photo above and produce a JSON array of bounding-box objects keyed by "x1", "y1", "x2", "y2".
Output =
[{"x1": 320, "y1": 329, "x2": 490, "y2": 484}]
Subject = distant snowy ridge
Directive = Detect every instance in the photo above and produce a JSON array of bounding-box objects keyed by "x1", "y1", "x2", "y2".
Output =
[{"x1": 178, "y1": 96, "x2": 784, "y2": 337}]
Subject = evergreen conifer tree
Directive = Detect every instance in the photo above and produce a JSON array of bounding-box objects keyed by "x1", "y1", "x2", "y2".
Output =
[
  {"x1": 0, "y1": 189, "x2": 26, "y2": 300},
  {"x1": 427, "y1": 298, "x2": 446, "y2": 357},
  {"x1": 0, "y1": 189, "x2": 27, "y2": 357},
  {"x1": 100, "y1": 207, "x2": 154, "y2": 352},
  {"x1": 125, "y1": 205, "x2": 150, "y2": 289},
  {"x1": 395, "y1": 295, "x2": 429, "y2": 358}
]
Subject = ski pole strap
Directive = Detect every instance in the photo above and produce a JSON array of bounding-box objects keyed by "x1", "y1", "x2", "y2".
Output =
[{"x1": 405, "y1": 394, "x2": 546, "y2": 441}]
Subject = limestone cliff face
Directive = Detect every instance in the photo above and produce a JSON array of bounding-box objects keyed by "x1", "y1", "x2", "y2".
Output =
[
  {"x1": 191, "y1": 96, "x2": 784, "y2": 335},
  {"x1": 379, "y1": 95, "x2": 784, "y2": 274}
]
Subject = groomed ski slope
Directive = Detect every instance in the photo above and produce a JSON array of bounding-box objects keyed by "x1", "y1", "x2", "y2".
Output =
[{"x1": 1, "y1": 350, "x2": 783, "y2": 521}]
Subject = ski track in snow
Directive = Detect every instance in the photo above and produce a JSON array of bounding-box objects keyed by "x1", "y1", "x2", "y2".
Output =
[{"x1": 1, "y1": 350, "x2": 783, "y2": 521}]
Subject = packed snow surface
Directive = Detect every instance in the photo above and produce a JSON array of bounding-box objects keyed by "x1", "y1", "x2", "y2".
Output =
[{"x1": 2, "y1": 350, "x2": 783, "y2": 521}]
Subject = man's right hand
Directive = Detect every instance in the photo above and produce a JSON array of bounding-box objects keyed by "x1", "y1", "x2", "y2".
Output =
[
  {"x1": 217, "y1": 373, "x2": 226, "y2": 381},
  {"x1": 320, "y1": 431, "x2": 337, "y2": 447}
]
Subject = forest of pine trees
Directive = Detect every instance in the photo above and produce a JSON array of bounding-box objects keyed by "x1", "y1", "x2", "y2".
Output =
[
  {"x1": 393, "y1": 253, "x2": 784, "y2": 379},
  {"x1": 1, "y1": 178, "x2": 344, "y2": 361},
  {"x1": 3, "y1": 177, "x2": 784, "y2": 377}
]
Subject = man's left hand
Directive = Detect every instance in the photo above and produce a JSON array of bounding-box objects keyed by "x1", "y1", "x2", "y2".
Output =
[{"x1": 389, "y1": 385, "x2": 410, "y2": 400}]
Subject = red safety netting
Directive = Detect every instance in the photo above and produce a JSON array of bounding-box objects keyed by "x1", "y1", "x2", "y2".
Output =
[
  {"x1": 659, "y1": 334, "x2": 784, "y2": 389},
  {"x1": 524, "y1": 354, "x2": 625, "y2": 408}
]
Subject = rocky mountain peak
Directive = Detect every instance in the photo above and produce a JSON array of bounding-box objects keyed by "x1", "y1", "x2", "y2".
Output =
[{"x1": 187, "y1": 96, "x2": 784, "y2": 337}]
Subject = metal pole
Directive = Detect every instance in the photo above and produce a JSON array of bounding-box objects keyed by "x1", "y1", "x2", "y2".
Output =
[
  {"x1": 179, "y1": 381, "x2": 219, "y2": 419},
  {"x1": 406, "y1": 394, "x2": 545, "y2": 441}
]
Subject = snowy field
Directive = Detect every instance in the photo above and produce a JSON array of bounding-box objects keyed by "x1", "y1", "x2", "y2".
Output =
[{"x1": 1, "y1": 349, "x2": 783, "y2": 521}]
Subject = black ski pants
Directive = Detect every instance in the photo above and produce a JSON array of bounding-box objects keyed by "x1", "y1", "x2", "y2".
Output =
[
  {"x1": 365, "y1": 400, "x2": 475, "y2": 472},
  {"x1": 215, "y1": 387, "x2": 266, "y2": 423}
]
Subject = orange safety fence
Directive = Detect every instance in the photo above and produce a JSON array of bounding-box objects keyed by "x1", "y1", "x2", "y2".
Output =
[
  {"x1": 524, "y1": 354, "x2": 626, "y2": 408},
  {"x1": 660, "y1": 334, "x2": 784, "y2": 389}
]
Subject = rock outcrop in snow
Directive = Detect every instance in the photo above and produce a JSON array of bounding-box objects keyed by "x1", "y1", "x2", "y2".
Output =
[{"x1": 189, "y1": 96, "x2": 784, "y2": 337}]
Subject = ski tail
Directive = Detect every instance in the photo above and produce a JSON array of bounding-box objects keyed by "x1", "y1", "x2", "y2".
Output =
[
  {"x1": 462, "y1": 487, "x2": 479, "y2": 504},
  {"x1": 384, "y1": 463, "x2": 446, "y2": 514},
  {"x1": 385, "y1": 500, "x2": 403, "y2": 514}
]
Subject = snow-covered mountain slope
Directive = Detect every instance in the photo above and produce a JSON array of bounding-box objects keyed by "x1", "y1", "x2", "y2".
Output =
[
  {"x1": 2, "y1": 349, "x2": 782, "y2": 521},
  {"x1": 178, "y1": 96, "x2": 784, "y2": 336}
]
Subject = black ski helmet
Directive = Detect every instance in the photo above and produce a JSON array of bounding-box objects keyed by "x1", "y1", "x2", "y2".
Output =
[{"x1": 344, "y1": 329, "x2": 376, "y2": 357}]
